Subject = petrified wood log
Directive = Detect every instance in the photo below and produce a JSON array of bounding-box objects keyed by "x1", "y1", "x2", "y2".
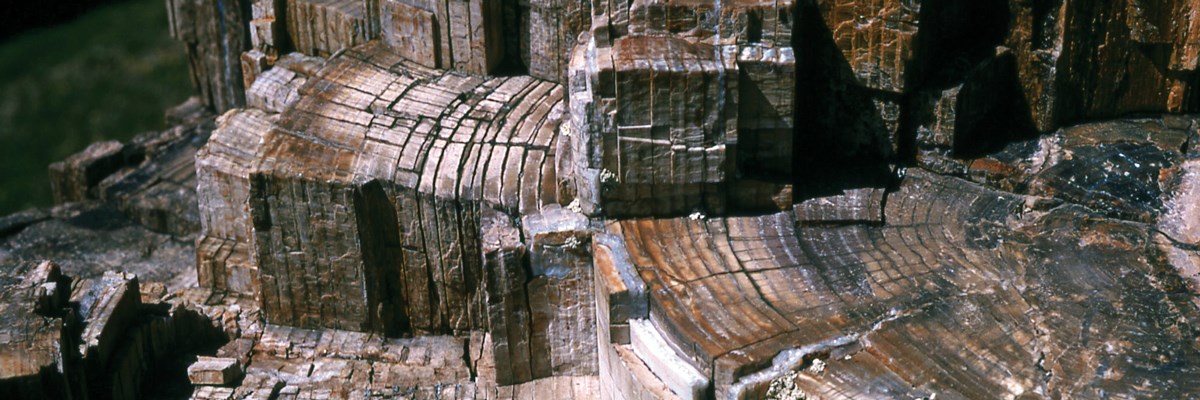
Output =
[
  {"x1": 196, "y1": 108, "x2": 275, "y2": 295},
  {"x1": 528, "y1": 0, "x2": 590, "y2": 82},
  {"x1": 0, "y1": 262, "x2": 72, "y2": 399},
  {"x1": 12, "y1": 0, "x2": 1200, "y2": 398},
  {"x1": 49, "y1": 98, "x2": 216, "y2": 237},
  {"x1": 245, "y1": 52, "x2": 327, "y2": 112},
  {"x1": 561, "y1": 34, "x2": 794, "y2": 217},
  {"x1": 480, "y1": 208, "x2": 534, "y2": 385}
]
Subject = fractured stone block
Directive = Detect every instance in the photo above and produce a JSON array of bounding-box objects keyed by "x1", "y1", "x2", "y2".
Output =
[
  {"x1": 379, "y1": 0, "x2": 505, "y2": 74},
  {"x1": 522, "y1": 205, "x2": 598, "y2": 378},
  {"x1": 565, "y1": 36, "x2": 739, "y2": 216},
  {"x1": 188, "y1": 357, "x2": 244, "y2": 386},
  {"x1": 286, "y1": 0, "x2": 370, "y2": 57}
]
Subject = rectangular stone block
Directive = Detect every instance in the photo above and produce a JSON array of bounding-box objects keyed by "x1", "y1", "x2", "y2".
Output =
[
  {"x1": 569, "y1": 36, "x2": 738, "y2": 216},
  {"x1": 521, "y1": 205, "x2": 598, "y2": 378},
  {"x1": 528, "y1": 0, "x2": 591, "y2": 82},
  {"x1": 479, "y1": 208, "x2": 533, "y2": 385},
  {"x1": 286, "y1": 0, "x2": 370, "y2": 57},
  {"x1": 380, "y1": 0, "x2": 504, "y2": 74},
  {"x1": 188, "y1": 357, "x2": 244, "y2": 386},
  {"x1": 737, "y1": 44, "x2": 795, "y2": 179},
  {"x1": 381, "y1": 0, "x2": 441, "y2": 68}
]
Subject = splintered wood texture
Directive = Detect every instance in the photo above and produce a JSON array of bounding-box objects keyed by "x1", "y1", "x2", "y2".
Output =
[
  {"x1": 609, "y1": 170, "x2": 1200, "y2": 399},
  {"x1": 249, "y1": 0, "x2": 289, "y2": 58},
  {"x1": 167, "y1": 0, "x2": 250, "y2": 112},
  {"x1": 196, "y1": 109, "x2": 275, "y2": 295},
  {"x1": 480, "y1": 209, "x2": 533, "y2": 385},
  {"x1": 588, "y1": 37, "x2": 736, "y2": 215},
  {"x1": 103, "y1": 125, "x2": 211, "y2": 236},
  {"x1": 286, "y1": 0, "x2": 370, "y2": 58},
  {"x1": 247, "y1": 67, "x2": 308, "y2": 113},
  {"x1": 379, "y1": 0, "x2": 505, "y2": 75},
  {"x1": 380, "y1": 0, "x2": 441, "y2": 69},
  {"x1": 198, "y1": 109, "x2": 276, "y2": 245},
  {"x1": 1005, "y1": 0, "x2": 1200, "y2": 131},
  {"x1": 522, "y1": 206, "x2": 598, "y2": 378},
  {"x1": 528, "y1": 0, "x2": 591, "y2": 82},
  {"x1": 816, "y1": 0, "x2": 919, "y2": 93},
  {"x1": 245, "y1": 41, "x2": 563, "y2": 334},
  {"x1": 481, "y1": 206, "x2": 599, "y2": 385},
  {"x1": 736, "y1": 44, "x2": 795, "y2": 179},
  {"x1": 257, "y1": 41, "x2": 562, "y2": 210},
  {"x1": 0, "y1": 262, "x2": 67, "y2": 390},
  {"x1": 596, "y1": 0, "x2": 794, "y2": 46},
  {"x1": 568, "y1": 35, "x2": 795, "y2": 216},
  {"x1": 244, "y1": 52, "x2": 329, "y2": 113},
  {"x1": 929, "y1": 116, "x2": 1197, "y2": 225},
  {"x1": 47, "y1": 112, "x2": 216, "y2": 237}
]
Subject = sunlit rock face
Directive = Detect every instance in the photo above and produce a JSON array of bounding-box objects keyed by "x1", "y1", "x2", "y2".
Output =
[{"x1": 3, "y1": 0, "x2": 1200, "y2": 399}]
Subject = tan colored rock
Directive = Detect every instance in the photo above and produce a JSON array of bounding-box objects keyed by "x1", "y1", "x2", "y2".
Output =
[
  {"x1": 480, "y1": 208, "x2": 534, "y2": 385},
  {"x1": 378, "y1": 0, "x2": 505, "y2": 74},
  {"x1": 48, "y1": 141, "x2": 126, "y2": 204},
  {"x1": 195, "y1": 109, "x2": 275, "y2": 296},
  {"x1": 528, "y1": 0, "x2": 591, "y2": 82},
  {"x1": 188, "y1": 357, "x2": 244, "y2": 386},
  {"x1": 522, "y1": 205, "x2": 598, "y2": 377},
  {"x1": 286, "y1": 0, "x2": 370, "y2": 57},
  {"x1": 196, "y1": 43, "x2": 565, "y2": 335}
]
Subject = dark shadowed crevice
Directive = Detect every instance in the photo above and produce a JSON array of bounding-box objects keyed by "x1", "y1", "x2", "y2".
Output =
[
  {"x1": 951, "y1": 52, "x2": 1039, "y2": 158},
  {"x1": 1031, "y1": 0, "x2": 1061, "y2": 50},
  {"x1": 356, "y1": 179, "x2": 412, "y2": 337},
  {"x1": 792, "y1": 1, "x2": 896, "y2": 203}
]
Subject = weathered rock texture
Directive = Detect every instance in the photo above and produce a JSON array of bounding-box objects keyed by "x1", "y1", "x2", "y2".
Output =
[
  {"x1": 0, "y1": 262, "x2": 225, "y2": 400},
  {"x1": 559, "y1": 0, "x2": 798, "y2": 217},
  {"x1": 1005, "y1": 0, "x2": 1200, "y2": 131},
  {"x1": 6, "y1": 0, "x2": 1200, "y2": 399},
  {"x1": 168, "y1": 0, "x2": 253, "y2": 112}
]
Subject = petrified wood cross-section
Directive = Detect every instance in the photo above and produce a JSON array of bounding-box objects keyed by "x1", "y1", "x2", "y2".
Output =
[
  {"x1": 200, "y1": 41, "x2": 565, "y2": 335},
  {"x1": 601, "y1": 167, "x2": 1200, "y2": 398}
]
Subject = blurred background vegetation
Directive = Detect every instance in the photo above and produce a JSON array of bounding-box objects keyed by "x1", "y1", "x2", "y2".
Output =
[{"x1": 0, "y1": 0, "x2": 194, "y2": 215}]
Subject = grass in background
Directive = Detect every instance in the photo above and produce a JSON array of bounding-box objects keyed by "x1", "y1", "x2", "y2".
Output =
[{"x1": 0, "y1": 0, "x2": 193, "y2": 215}]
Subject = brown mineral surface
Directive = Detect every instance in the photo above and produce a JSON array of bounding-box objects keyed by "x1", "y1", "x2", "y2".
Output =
[{"x1": 3, "y1": 0, "x2": 1200, "y2": 399}]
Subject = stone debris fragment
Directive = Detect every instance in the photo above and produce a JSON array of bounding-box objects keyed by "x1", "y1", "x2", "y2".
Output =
[{"x1": 188, "y1": 357, "x2": 244, "y2": 386}]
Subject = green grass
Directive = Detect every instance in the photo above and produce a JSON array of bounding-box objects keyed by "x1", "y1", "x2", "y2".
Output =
[{"x1": 0, "y1": 0, "x2": 193, "y2": 215}]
